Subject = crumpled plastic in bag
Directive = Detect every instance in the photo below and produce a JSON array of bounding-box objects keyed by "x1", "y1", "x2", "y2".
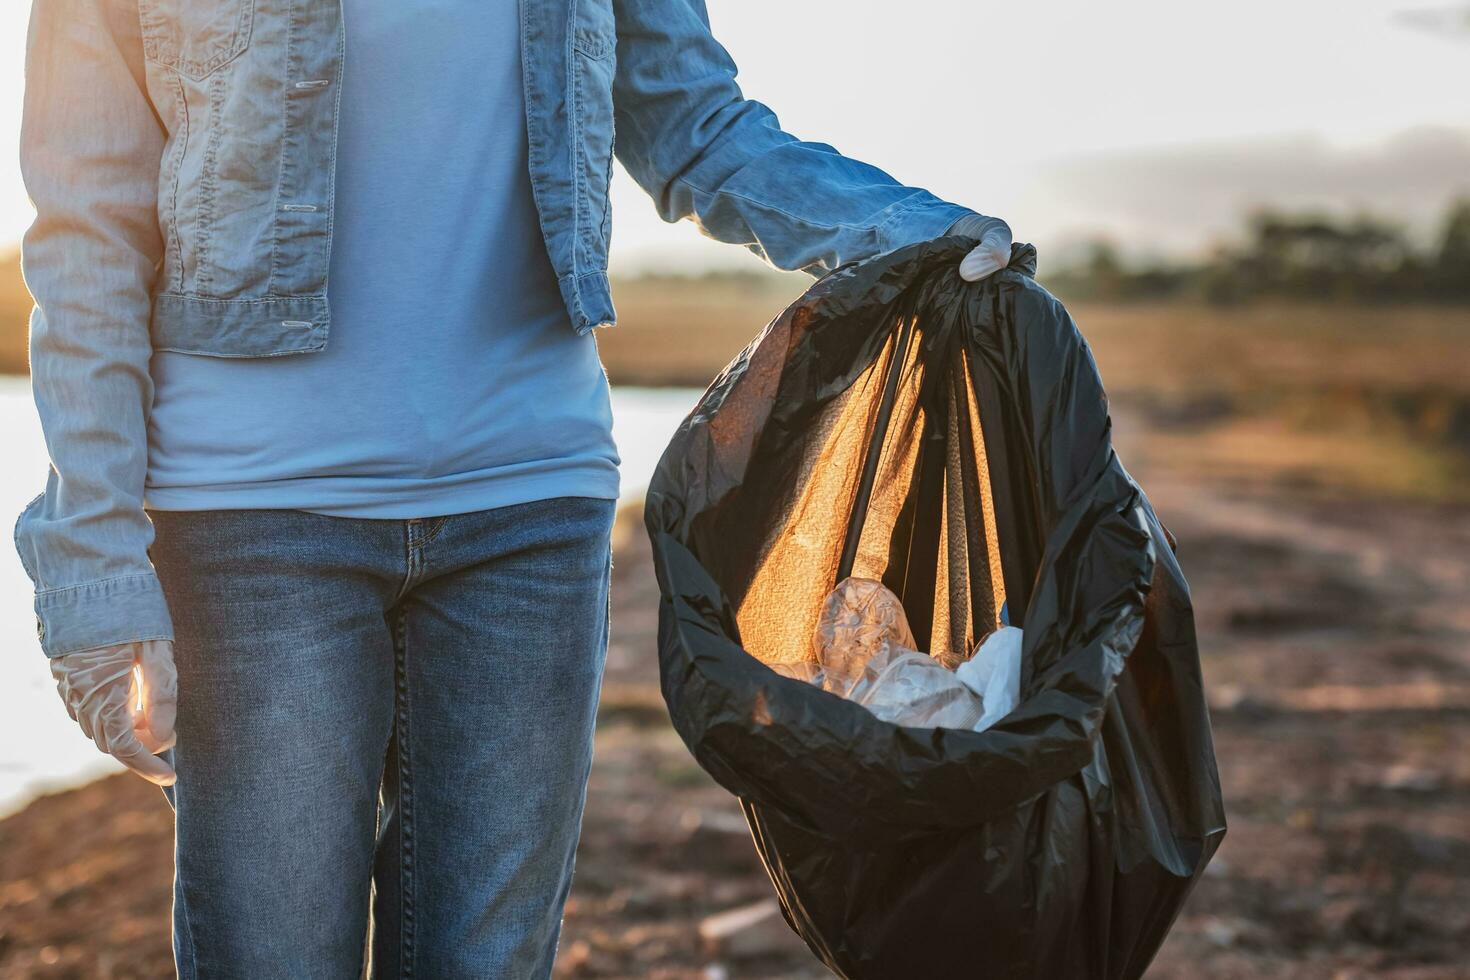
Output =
[{"x1": 774, "y1": 577, "x2": 1021, "y2": 732}]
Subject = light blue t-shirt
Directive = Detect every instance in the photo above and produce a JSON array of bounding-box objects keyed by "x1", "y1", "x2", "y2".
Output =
[{"x1": 143, "y1": 0, "x2": 620, "y2": 517}]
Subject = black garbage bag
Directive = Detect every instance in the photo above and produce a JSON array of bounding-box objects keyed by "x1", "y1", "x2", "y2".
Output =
[{"x1": 644, "y1": 237, "x2": 1226, "y2": 979}]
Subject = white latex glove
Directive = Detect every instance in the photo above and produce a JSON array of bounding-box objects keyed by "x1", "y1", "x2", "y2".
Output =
[
  {"x1": 948, "y1": 213, "x2": 1014, "y2": 281},
  {"x1": 50, "y1": 639, "x2": 178, "y2": 786}
]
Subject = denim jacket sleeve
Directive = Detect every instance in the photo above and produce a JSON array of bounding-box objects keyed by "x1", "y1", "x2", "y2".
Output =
[
  {"x1": 14, "y1": 0, "x2": 175, "y2": 658},
  {"x1": 611, "y1": 0, "x2": 974, "y2": 276}
]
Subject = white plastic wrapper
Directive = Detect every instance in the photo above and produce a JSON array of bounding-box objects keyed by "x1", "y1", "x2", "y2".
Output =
[
  {"x1": 774, "y1": 577, "x2": 1022, "y2": 732},
  {"x1": 956, "y1": 626, "x2": 1024, "y2": 732}
]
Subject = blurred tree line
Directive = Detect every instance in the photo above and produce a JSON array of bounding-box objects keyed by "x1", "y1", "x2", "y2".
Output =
[{"x1": 1045, "y1": 198, "x2": 1470, "y2": 305}]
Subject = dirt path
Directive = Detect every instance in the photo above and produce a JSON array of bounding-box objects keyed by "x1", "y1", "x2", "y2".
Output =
[{"x1": 1110, "y1": 415, "x2": 1470, "y2": 978}]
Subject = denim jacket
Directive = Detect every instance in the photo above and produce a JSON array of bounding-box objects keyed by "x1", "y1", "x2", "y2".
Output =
[{"x1": 16, "y1": 0, "x2": 971, "y2": 657}]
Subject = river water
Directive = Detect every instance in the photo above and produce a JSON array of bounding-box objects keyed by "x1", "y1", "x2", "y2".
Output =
[{"x1": 0, "y1": 376, "x2": 702, "y2": 816}]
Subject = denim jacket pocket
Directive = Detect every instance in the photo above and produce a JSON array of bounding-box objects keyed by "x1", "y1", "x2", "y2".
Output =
[
  {"x1": 572, "y1": 0, "x2": 616, "y2": 61},
  {"x1": 139, "y1": 0, "x2": 256, "y2": 81}
]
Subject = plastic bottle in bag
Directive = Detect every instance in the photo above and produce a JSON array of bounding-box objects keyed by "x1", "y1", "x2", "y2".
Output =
[{"x1": 774, "y1": 577, "x2": 1021, "y2": 732}]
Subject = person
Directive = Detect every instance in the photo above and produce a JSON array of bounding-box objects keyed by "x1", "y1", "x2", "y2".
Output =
[{"x1": 15, "y1": 0, "x2": 1013, "y2": 975}]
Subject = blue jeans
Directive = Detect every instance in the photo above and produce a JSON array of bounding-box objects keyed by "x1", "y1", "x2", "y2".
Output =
[{"x1": 147, "y1": 497, "x2": 617, "y2": 979}]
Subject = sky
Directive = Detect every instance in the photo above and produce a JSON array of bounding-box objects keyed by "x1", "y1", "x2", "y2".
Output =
[{"x1": 2, "y1": 0, "x2": 1468, "y2": 272}]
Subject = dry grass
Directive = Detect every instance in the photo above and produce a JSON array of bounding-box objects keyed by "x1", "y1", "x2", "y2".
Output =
[
  {"x1": 1073, "y1": 302, "x2": 1470, "y2": 394},
  {"x1": 0, "y1": 250, "x2": 30, "y2": 376},
  {"x1": 1071, "y1": 303, "x2": 1470, "y2": 504},
  {"x1": 597, "y1": 272, "x2": 807, "y2": 387}
]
